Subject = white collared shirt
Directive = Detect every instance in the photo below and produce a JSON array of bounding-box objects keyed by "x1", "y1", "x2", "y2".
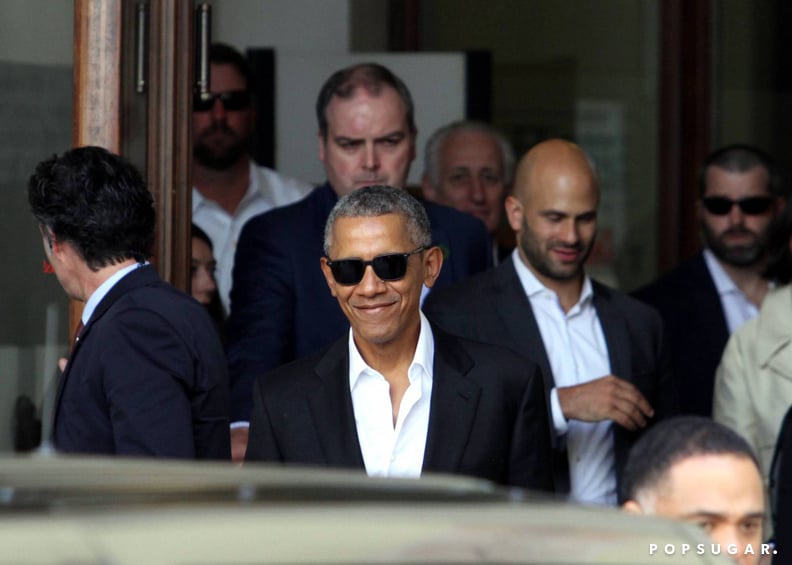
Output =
[
  {"x1": 82, "y1": 262, "x2": 146, "y2": 325},
  {"x1": 512, "y1": 249, "x2": 617, "y2": 506},
  {"x1": 703, "y1": 248, "x2": 763, "y2": 334},
  {"x1": 192, "y1": 161, "x2": 313, "y2": 313},
  {"x1": 348, "y1": 312, "x2": 434, "y2": 478}
]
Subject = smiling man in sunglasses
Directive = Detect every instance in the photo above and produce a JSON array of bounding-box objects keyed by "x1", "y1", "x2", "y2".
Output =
[
  {"x1": 224, "y1": 62, "x2": 492, "y2": 461},
  {"x1": 245, "y1": 185, "x2": 553, "y2": 491},
  {"x1": 192, "y1": 43, "x2": 313, "y2": 316},
  {"x1": 634, "y1": 144, "x2": 785, "y2": 417}
]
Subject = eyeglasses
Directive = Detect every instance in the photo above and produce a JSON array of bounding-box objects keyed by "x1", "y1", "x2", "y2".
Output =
[
  {"x1": 326, "y1": 247, "x2": 425, "y2": 285},
  {"x1": 701, "y1": 196, "x2": 775, "y2": 216},
  {"x1": 193, "y1": 90, "x2": 251, "y2": 112}
]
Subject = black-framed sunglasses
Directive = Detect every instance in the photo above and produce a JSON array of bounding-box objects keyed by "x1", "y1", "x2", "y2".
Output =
[
  {"x1": 701, "y1": 196, "x2": 775, "y2": 216},
  {"x1": 193, "y1": 90, "x2": 251, "y2": 112},
  {"x1": 326, "y1": 247, "x2": 425, "y2": 286}
]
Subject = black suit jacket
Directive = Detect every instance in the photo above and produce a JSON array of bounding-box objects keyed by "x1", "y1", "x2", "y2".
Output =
[
  {"x1": 53, "y1": 265, "x2": 231, "y2": 459},
  {"x1": 226, "y1": 182, "x2": 493, "y2": 421},
  {"x1": 773, "y1": 404, "x2": 792, "y2": 561},
  {"x1": 245, "y1": 324, "x2": 554, "y2": 491},
  {"x1": 632, "y1": 252, "x2": 729, "y2": 416},
  {"x1": 423, "y1": 257, "x2": 678, "y2": 491}
]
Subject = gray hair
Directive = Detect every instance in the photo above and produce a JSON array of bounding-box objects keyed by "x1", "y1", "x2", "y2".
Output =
[
  {"x1": 324, "y1": 185, "x2": 432, "y2": 255},
  {"x1": 423, "y1": 120, "x2": 515, "y2": 188}
]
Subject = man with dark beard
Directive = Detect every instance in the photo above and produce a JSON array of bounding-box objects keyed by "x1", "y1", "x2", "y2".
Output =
[
  {"x1": 634, "y1": 144, "x2": 784, "y2": 417},
  {"x1": 192, "y1": 43, "x2": 313, "y2": 314},
  {"x1": 424, "y1": 139, "x2": 677, "y2": 504}
]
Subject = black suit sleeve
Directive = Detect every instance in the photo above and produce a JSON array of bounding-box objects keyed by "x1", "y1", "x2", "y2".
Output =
[
  {"x1": 226, "y1": 215, "x2": 296, "y2": 423},
  {"x1": 102, "y1": 309, "x2": 199, "y2": 457},
  {"x1": 245, "y1": 376, "x2": 283, "y2": 462}
]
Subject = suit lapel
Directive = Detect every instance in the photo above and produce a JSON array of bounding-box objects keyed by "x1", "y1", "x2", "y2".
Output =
[
  {"x1": 308, "y1": 339, "x2": 365, "y2": 468},
  {"x1": 493, "y1": 260, "x2": 556, "y2": 390},
  {"x1": 423, "y1": 328, "x2": 481, "y2": 474},
  {"x1": 691, "y1": 254, "x2": 730, "y2": 343},
  {"x1": 592, "y1": 281, "x2": 631, "y2": 380}
]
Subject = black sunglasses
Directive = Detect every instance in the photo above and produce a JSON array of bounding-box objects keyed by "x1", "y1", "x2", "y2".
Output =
[
  {"x1": 193, "y1": 90, "x2": 251, "y2": 112},
  {"x1": 701, "y1": 196, "x2": 775, "y2": 216},
  {"x1": 326, "y1": 247, "x2": 425, "y2": 286}
]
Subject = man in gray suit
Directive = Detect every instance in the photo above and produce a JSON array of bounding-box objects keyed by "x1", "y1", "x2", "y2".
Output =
[
  {"x1": 424, "y1": 139, "x2": 677, "y2": 504},
  {"x1": 245, "y1": 185, "x2": 553, "y2": 491}
]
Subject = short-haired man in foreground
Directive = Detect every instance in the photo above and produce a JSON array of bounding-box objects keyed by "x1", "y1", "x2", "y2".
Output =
[
  {"x1": 226, "y1": 62, "x2": 492, "y2": 460},
  {"x1": 621, "y1": 416, "x2": 765, "y2": 565},
  {"x1": 29, "y1": 146, "x2": 230, "y2": 458},
  {"x1": 245, "y1": 185, "x2": 553, "y2": 490}
]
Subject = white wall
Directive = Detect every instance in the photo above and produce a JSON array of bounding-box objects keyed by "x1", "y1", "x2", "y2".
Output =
[
  {"x1": 208, "y1": 0, "x2": 350, "y2": 53},
  {"x1": 276, "y1": 52, "x2": 466, "y2": 185},
  {"x1": 0, "y1": 0, "x2": 73, "y2": 64}
]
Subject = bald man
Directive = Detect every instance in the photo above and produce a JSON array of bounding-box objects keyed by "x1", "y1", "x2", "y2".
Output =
[{"x1": 424, "y1": 139, "x2": 677, "y2": 504}]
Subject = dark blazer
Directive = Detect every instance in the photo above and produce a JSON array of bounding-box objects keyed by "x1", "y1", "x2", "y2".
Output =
[
  {"x1": 772, "y1": 404, "x2": 792, "y2": 561},
  {"x1": 226, "y1": 182, "x2": 493, "y2": 421},
  {"x1": 632, "y1": 251, "x2": 729, "y2": 417},
  {"x1": 423, "y1": 257, "x2": 678, "y2": 491},
  {"x1": 245, "y1": 324, "x2": 554, "y2": 491},
  {"x1": 53, "y1": 265, "x2": 231, "y2": 459}
]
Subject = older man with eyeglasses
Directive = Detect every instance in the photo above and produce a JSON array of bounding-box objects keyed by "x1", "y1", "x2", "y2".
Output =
[
  {"x1": 244, "y1": 185, "x2": 553, "y2": 491},
  {"x1": 634, "y1": 144, "x2": 785, "y2": 417}
]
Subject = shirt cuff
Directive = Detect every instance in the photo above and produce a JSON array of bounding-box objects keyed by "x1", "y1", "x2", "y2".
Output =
[
  {"x1": 550, "y1": 387, "x2": 569, "y2": 436},
  {"x1": 230, "y1": 421, "x2": 250, "y2": 430}
]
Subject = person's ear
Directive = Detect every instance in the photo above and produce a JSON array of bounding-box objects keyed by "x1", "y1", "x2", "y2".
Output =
[
  {"x1": 319, "y1": 257, "x2": 338, "y2": 298},
  {"x1": 318, "y1": 132, "x2": 326, "y2": 163},
  {"x1": 621, "y1": 500, "x2": 645, "y2": 515},
  {"x1": 504, "y1": 195, "x2": 523, "y2": 232},
  {"x1": 422, "y1": 246, "x2": 444, "y2": 289}
]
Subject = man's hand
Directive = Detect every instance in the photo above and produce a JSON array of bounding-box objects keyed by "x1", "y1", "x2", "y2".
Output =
[
  {"x1": 557, "y1": 375, "x2": 654, "y2": 431},
  {"x1": 231, "y1": 426, "x2": 249, "y2": 464}
]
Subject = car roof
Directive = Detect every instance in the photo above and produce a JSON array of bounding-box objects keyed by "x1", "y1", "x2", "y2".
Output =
[{"x1": 0, "y1": 456, "x2": 731, "y2": 564}]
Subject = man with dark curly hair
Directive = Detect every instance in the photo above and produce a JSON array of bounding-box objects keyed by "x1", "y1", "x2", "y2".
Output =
[{"x1": 29, "y1": 146, "x2": 230, "y2": 459}]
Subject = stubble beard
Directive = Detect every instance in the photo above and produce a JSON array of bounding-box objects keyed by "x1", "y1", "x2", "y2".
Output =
[
  {"x1": 193, "y1": 122, "x2": 249, "y2": 171},
  {"x1": 702, "y1": 224, "x2": 766, "y2": 267},
  {"x1": 519, "y1": 217, "x2": 593, "y2": 282}
]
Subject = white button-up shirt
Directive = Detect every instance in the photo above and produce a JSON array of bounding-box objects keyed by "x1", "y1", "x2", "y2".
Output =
[
  {"x1": 192, "y1": 161, "x2": 313, "y2": 313},
  {"x1": 512, "y1": 250, "x2": 617, "y2": 506},
  {"x1": 348, "y1": 312, "x2": 434, "y2": 478},
  {"x1": 703, "y1": 248, "x2": 762, "y2": 334}
]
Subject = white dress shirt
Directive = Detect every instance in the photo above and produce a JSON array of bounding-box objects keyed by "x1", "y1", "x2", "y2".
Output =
[
  {"x1": 512, "y1": 250, "x2": 617, "y2": 506},
  {"x1": 348, "y1": 312, "x2": 434, "y2": 478},
  {"x1": 703, "y1": 248, "x2": 762, "y2": 334},
  {"x1": 192, "y1": 160, "x2": 313, "y2": 313}
]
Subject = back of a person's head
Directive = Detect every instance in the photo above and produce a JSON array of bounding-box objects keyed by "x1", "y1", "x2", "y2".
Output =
[
  {"x1": 28, "y1": 146, "x2": 155, "y2": 271},
  {"x1": 315, "y1": 62, "x2": 416, "y2": 139},
  {"x1": 619, "y1": 416, "x2": 760, "y2": 505}
]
